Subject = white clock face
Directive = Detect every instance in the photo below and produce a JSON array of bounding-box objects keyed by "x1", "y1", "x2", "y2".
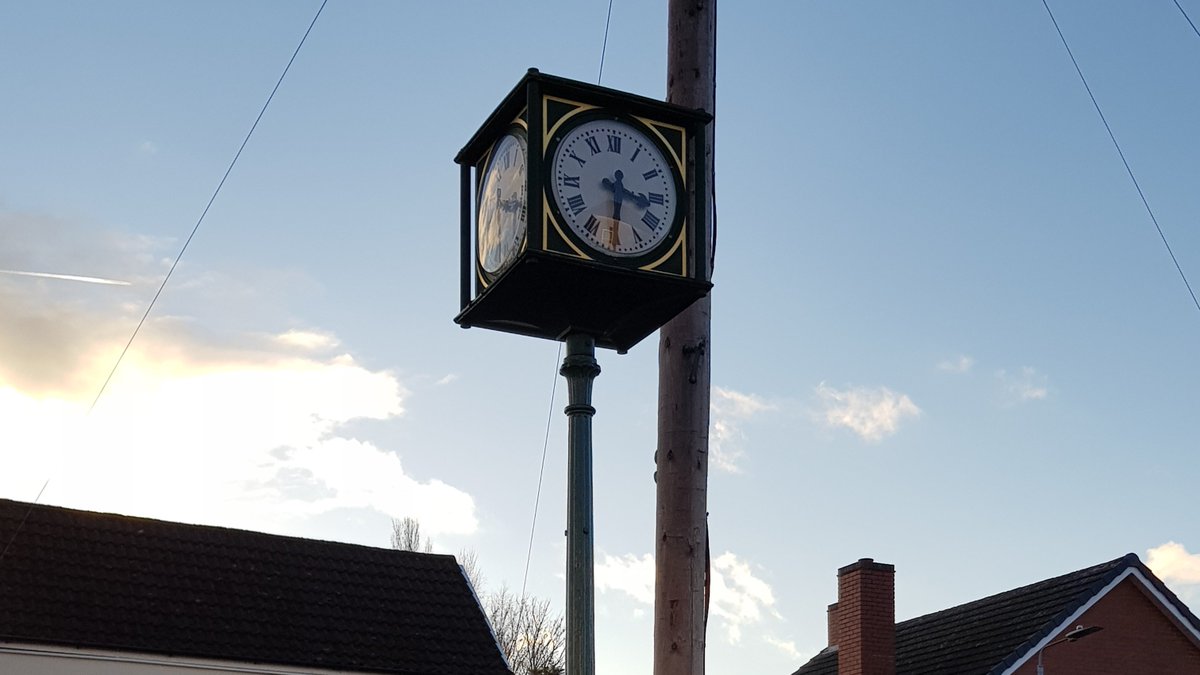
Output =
[
  {"x1": 477, "y1": 131, "x2": 528, "y2": 277},
  {"x1": 550, "y1": 118, "x2": 679, "y2": 257}
]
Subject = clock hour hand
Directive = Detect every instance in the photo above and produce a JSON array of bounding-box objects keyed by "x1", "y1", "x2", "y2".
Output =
[
  {"x1": 602, "y1": 171, "x2": 650, "y2": 211},
  {"x1": 602, "y1": 170, "x2": 626, "y2": 222}
]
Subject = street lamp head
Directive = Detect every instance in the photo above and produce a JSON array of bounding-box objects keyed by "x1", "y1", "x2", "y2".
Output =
[{"x1": 1065, "y1": 625, "x2": 1104, "y2": 642}]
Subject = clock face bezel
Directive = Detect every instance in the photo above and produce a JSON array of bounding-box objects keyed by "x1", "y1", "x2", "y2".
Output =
[
  {"x1": 544, "y1": 111, "x2": 686, "y2": 266},
  {"x1": 476, "y1": 126, "x2": 528, "y2": 282}
]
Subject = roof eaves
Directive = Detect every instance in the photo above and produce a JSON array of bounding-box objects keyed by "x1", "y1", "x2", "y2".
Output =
[{"x1": 989, "y1": 552, "x2": 1192, "y2": 675}]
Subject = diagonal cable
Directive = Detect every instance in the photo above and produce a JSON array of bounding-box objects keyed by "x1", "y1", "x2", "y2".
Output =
[
  {"x1": 90, "y1": 0, "x2": 331, "y2": 413},
  {"x1": 1, "y1": 0, "x2": 330, "y2": 568},
  {"x1": 1042, "y1": 0, "x2": 1200, "y2": 315},
  {"x1": 1174, "y1": 0, "x2": 1200, "y2": 39}
]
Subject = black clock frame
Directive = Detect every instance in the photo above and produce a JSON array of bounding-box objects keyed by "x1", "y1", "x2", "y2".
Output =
[{"x1": 454, "y1": 69, "x2": 712, "y2": 353}]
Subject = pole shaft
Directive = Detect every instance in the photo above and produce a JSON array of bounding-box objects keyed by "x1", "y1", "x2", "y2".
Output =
[
  {"x1": 655, "y1": 2, "x2": 715, "y2": 675},
  {"x1": 562, "y1": 333, "x2": 600, "y2": 675}
]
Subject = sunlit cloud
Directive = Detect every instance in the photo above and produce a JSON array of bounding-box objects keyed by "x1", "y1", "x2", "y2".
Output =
[
  {"x1": 0, "y1": 269, "x2": 131, "y2": 286},
  {"x1": 936, "y1": 355, "x2": 974, "y2": 374},
  {"x1": 595, "y1": 550, "x2": 784, "y2": 646},
  {"x1": 711, "y1": 551, "x2": 780, "y2": 643},
  {"x1": 435, "y1": 373, "x2": 459, "y2": 386},
  {"x1": 814, "y1": 383, "x2": 920, "y2": 442},
  {"x1": 710, "y1": 386, "x2": 774, "y2": 472},
  {"x1": 596, "y1": 552, "x2": 655, "y2": 605},
  {"x1": 0, "y1": 333, "x2": 478, "y2": 538},
  {"x1": 996, "y1": 366, "x2": 1048, "y2": 403},
  {"x1": 1147, "y1": 541, "x2": 1200, "y2": 606},
  {"x1": 0, "y1": 210, "x2": 478, "y2": 539},
  {"x1": 274, "y1": 328, "x2": 339, "y2": 352},
  {"x1": 763, "y1": 635, "x2": 802, "y2": 660}
]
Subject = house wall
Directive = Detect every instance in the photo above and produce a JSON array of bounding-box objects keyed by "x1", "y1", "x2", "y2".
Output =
[
  {"x1": 1010, "y1": 577, "x2": 1200, "y2": 675},
  {"x1": 0, "y1": 643, "x2": 361, "y2": 675}
]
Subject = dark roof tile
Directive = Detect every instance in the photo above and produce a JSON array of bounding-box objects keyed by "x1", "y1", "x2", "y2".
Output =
[
  {"x1": 0, "y1": 499, "x2": 511, "y2": 675},
  {"x1": 794, "y1": 554, "x2": 1199, "y2": 675}
]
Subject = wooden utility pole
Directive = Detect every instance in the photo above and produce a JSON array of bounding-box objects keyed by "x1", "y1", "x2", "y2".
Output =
[{"x1": 655, "y1": 2, "x2": 715, "y2": 675}]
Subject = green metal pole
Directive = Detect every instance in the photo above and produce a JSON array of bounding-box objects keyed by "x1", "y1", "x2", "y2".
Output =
[{"x1": 561, "y1": 333, "x2": 600, "y2": 675}]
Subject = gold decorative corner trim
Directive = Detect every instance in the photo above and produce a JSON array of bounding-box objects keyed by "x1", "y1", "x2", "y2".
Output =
[
  {"x1": 640, "y1": 225, "x2": 687, "y2": 276},
  {"x1": 543, "y1": 95, "x2": 598, "y2": 152},
  {"x1": 542, "y1": 194, "x2": 590, "y2": 259},
  {"x1": 635, "y1": 116, "x2": 688, "y2": 185}
]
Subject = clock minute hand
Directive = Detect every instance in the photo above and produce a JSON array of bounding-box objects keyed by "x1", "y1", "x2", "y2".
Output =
[{"x1": 602, "y1": 171, "x2": 626, "y2": 222}]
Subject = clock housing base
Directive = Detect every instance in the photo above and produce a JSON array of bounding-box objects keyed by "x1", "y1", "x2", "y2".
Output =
[{"x1": 454, "y1": 251, "x2": 711, "y2": 353}]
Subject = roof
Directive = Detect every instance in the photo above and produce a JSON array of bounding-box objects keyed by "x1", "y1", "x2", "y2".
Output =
[
  {"x1": 0, "y1": 498, "x2": 512, "y2": 675},
  {"x1": 794, "y1": 553, "x2": 1200, "y2": 675}
]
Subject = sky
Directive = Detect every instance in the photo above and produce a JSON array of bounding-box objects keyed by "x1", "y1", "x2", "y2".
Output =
[{"x1": 2, "y1": 1, "x2": 1199, "y2": 673}]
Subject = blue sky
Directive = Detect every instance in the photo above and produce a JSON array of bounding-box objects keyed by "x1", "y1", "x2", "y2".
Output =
[{"x1": 2, "y1": 2, "x2": 1199, "y2": 674}]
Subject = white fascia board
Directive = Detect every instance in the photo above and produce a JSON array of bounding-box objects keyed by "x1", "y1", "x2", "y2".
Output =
[{"x1": 998, "y1": 567, "x2": 1200, "y2": 675}]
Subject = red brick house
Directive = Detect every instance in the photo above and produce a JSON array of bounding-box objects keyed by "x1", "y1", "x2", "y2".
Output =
[
  {"x1": 793, "y1": 555, "x2": 1200, "y2": 675},
  {"x1": 0, "y1": 498, "x2": 512, "y2": 675}
]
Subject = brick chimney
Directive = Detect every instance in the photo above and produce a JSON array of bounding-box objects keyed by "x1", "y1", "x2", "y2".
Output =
[
  {"x1": 827, "y1": 602, "x2": 840, "y2": 647},
  {"x1": 835, "y1": 558, "x2": 895, "y2": 675}
]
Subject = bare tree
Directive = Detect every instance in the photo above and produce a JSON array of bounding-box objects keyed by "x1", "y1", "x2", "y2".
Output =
[
  {"x1": 458, "y1": 547, "x2": 485, "y2": 593},
  {"x1": 388, "y1": 520, "x2": 563, "y2": 675},
  {"x1": 485, "y1": 586, "x2": 565, "y2": 675},
  {"x1": 390, "y1": 516, "x2": 432, "y2": 553}
]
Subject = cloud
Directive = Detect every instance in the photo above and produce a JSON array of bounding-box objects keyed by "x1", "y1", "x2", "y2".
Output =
[
  {"x1": 0, "y1": 209, "x2": 478, "y2": 539},
  {"x1": 274, "y1": 328, "x2": 339, "y2": 352},
  {"x1": 763, "y1": 635, "x2": 802, "y2": 660},
  {"x1": 710, "y1": 386, "x2": 774, "y2": 472},
  {"x1": 596, "y1": 552, "x2": 655, "y2": 605},
  {"x1": 996, "y1": 366, "x2": 1048, "y2": 402},
  {"x1": 138, "y1": 140, "x2": 158, "y2": 155},
  {"x1": 595, "y1": 550, "x2": 786, "y2": 646},
  {"x1": 1147, "y1": 542, "x2": 1200, "y2": 584},
  {"x1": 710, "y1": 551, "x2": 780, "y2": 643},
  {"x1": 937, "y1": 355, "x2": 974, "y2": 374},
  {"x1": 814, "y1": 383, "x2": 920, "y2": 442}
]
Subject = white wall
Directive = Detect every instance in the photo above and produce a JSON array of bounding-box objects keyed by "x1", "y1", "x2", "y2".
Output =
[{"x1": 0, "y1": 644, "x2": 360, "y2": 675}]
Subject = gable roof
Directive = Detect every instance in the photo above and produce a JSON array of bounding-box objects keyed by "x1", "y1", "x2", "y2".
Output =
[
  {"x1": 794, "y1": 554, "x2": 1200, "y2": 675},
  {"x1": 0, "y1": 498, "x2": 512, "y2": 675}
]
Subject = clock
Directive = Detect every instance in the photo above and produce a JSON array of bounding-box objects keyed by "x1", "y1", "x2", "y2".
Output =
[
  {"x1": 476, "y1": 128, "x2": 528, "y2": 279},
  {"x1": 548, "y1": 117, "x2": 680, "y2": 259},
  {"x1": 454, "y1": 69, "x2": 711, "y2": 352}
]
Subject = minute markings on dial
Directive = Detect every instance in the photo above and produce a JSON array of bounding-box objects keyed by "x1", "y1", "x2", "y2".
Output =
[{"x1": 551, "y1": 119, "x2": 678, "y2": 256}]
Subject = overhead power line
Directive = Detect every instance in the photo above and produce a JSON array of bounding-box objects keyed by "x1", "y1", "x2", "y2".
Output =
[
  {"x1": 1041, "y1": 0, "x2": 1200, "y2": 316},
  {"x1": 0, "y1": 0, "x2": 331, "y2": 568}
]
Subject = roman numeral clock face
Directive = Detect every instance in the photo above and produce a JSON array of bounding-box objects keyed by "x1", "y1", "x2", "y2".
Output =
[
  {"x1": 550, "y1": 118, "x2": 679, "y2": 258},
  {"x1": 477, "y1": 131, "x2": 528, "y2": 278}
]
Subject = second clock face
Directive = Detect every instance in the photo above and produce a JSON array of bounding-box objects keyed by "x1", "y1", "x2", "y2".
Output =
[
  {"x1": 550, "y1": 118, "x2": 679, "y2": 258},
  {"x1": 477, "y1": 131, "x2": 528, "y2": 278}
]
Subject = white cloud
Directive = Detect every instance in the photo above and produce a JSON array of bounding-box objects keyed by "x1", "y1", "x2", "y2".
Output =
[
  {"x1": 710, "y1": 386, "x2": 774, "y2": 472},
  {"x1": 814, "y1": 383, "x2": 920, "y2": 442},
  {"x1": 435, "y1": 373, "x2": 459, "y2": 386},
  {"x1": 596, "y1": 552, "x2": 656, "y2": 605},
  {"x1": 937, "y1": 355, "x2": 974, "y2": 374},
  {"x1": 274, "y1": 328, "x2": 339, "y2": 352},
  {"x1": 138, "y1": 140, "x2": 158, "y2": 155},
  {"x1": 0, "y1": 336, "x2": 478, "y2": 538},
  {"x1": 1147, "y1": 542, "x2": 1200, "y2": 584},
  {"x1": 0, "y1": 211, "x2": 478, "y2": 539},
  {"x1": 710, "y1": 551, "x2": 779, "y2": 643},
  {"x1": 763, "y1": 635, "x2": 802, "y2": 660},
  {"x1": 997, "y1": 366, "x2": 1048, "y2": 402},
  {"x1": 595, "y1": 550, "x2": 786, "y2": 647}
]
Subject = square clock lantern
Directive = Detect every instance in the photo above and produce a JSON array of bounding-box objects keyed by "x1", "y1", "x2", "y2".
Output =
[{"x1": 454, "y1": 69, "x2": 712, "y2": 353}]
